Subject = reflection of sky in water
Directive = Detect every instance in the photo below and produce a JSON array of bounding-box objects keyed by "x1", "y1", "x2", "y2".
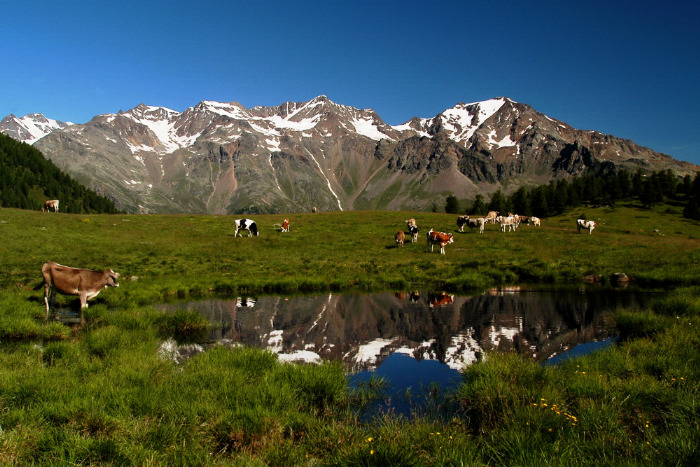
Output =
[
  {"x1": 544, "y1": 337, "x2": 618, "y2": 366},
  {"x1": 349, "y1": 353, "x2": 462, "y2": 419}
]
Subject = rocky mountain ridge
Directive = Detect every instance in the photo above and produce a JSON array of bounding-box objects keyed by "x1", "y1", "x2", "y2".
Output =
[{"x1": 2, "y1": 96, "x2": 696, "y2": 213}]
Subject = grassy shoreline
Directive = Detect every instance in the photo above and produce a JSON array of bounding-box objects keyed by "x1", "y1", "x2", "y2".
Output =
[{"x1": 0, "y1": 204, "x2": 698, "y2": 465}]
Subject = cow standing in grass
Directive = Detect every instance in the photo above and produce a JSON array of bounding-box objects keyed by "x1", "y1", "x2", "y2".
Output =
[
  {"x1": 457, "y1": 215, "x2": 470, "y2": 232},
  {"x1": 42, "y1": 200, "x2": 59, "y2": 212},
  {"x1": 406, "y1": 219, "x2": 419, "y2": 243},
  {"x1": 42, "y1": 262, "x2": 120, "y2": 324},
  {"x1": 234, "y1": 219, "x2": 259, "y2": 237},
  {"x1": 427, "y1": 229, "x2": 454, "y2": 254},
  {"x1": 395, "y1": 230, "x2": 405, "y2": 247},
  {"x1": 577, "y1": 218, "x2": 596, "y2": 234}
]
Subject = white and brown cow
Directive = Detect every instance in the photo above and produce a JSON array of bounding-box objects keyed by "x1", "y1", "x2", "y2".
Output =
[
  {"x1": 42, "y1": 262, "x2": 120, "y2": 323},
  {"x1": 531, "y1": 216, "x2": 541, "y2": 227},
  {"x1": 427, "y1": 229, "x2": 454, "y2": 254},
  {"x1": 485, "y1": 211, "x2": 499, "y2": 224},
  {"x1": 499, "y1": 216, "x2": 517, "y2": 232},
  {"x1": 42, "y1": 199, "x2": 59, "y2": 212},
  {"x1": 281, "y1": 218, "x2": 290, "y2": 232},
  {"x1": 577, "y1": 218, "x2": 596, "y2": 234},
  {"x1": 234, "y1": 219, "x2": 259, "y2": 237},
  {"x1": 395, "y1": 230, "x2": 405, "y2": 247}
]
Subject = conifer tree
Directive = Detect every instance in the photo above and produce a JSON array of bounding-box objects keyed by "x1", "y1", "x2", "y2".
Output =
[{"x1": 445, "y1": 195, "x2": 460, "y2": 214}]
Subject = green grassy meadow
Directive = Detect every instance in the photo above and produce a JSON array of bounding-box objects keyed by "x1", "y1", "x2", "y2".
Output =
[{"x1": 0, "y1": 203, "x2": 698, "y2": 465}]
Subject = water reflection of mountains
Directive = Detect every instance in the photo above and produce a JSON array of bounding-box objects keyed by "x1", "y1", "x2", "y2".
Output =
[{"x1": 163, "y1": 288, "x2": 658, "y2": 371}]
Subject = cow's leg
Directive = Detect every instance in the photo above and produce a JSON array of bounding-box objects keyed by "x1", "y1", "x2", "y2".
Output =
[
  {"x1": 44, "y1": 283, "x2": 51, "y2": 319},
  {"x1": 79, "y1": 292, "x2": 89, "y2": 309},
  {"x1": 48, "y1": 288, "x2": 57, "y2": 319}
]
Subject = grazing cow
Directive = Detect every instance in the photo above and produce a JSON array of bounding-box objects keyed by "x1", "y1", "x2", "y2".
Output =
[
  {"x1": 281, "y1": 218, "x2": 290, "y2": 232},
  {"x1": 395, "y1": 230, "x2": 405, "y2": 247},
  {"x1": 234, "y1": 219, "x2": 259, "y2": 237},
  {"x1": 42, "y1": 199, "x2": 59, "y2": 212},
  {"x1": 42, "y1": 262, "x2": 120, "y2": 323},
  {"x1": 499, "y1": 216, "x2": 517, "y2": 232},
  {"x1": 312, "y1": 207, "x2": 317, "y2": 213},
  {"x1": 427, "y1": 229, "x2": 454, "y2": 254},
  {"x1": 577, "y1": 218, "x2": 596, "y2": 234},
  {"x1": 518, "y1": 215, "x2": 530, "y2": 225},
  {"x1": 531, "y1": 216, "x2": 541, "y2": 227},
  {"x1": 485, "y1": 211, "x2": 499, "y2": 224},
  {"x1": 457, "y1": 215, "x2": 470, "y2": 232}
]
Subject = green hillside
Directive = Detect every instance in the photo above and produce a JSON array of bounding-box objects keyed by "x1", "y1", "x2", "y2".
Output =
[{"x1": 0, "y1": 133, "x2": 120, "y2": 213}]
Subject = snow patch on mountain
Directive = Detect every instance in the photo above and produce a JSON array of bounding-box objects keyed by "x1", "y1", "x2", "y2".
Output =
[
  {"x1": 0, "y1": 114, "x2": 72, "y2": 144},
  {"x1": 351, "y1": 116, "x2": 392, "y2": 140}
]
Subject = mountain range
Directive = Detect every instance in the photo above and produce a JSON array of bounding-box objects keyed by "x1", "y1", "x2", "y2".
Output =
[{"x1": 2, "y1": 96, "x2": 696, "y2": 214}]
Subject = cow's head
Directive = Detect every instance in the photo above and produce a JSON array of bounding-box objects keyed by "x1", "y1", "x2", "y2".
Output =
[{"x1": 106, "y1": 269, "x2": 120, "y2": 287}]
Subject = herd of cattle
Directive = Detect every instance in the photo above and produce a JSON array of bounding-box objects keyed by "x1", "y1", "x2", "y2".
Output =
[
  {"x1": 394, "y1": 212, "x2": 547, "y2": 255},
  {"x1": 39, "y1": 200, "x2": 599, "y2": 320}
]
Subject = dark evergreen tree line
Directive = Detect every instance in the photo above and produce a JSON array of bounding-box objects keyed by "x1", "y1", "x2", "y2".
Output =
[
  {"x1": 682, "y1": 172, "x2": 700, "y2": 220},
  {"x1": 0, "y1": 133, "x2": 120, "y2": 214},
  {"x1": 460, "y1": 168, "x2": 699, "y2": 219}
]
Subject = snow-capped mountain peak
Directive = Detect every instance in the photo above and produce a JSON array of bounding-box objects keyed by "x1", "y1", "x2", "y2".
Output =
[
  {"x1": 0, "y1": 113, "x2": 72, "y2": 144},
  {"x1": 2, "y1": 95, "x2": 695, "y2": 215}
]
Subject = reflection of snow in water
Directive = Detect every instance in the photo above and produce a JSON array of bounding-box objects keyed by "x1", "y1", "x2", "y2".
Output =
[
  {"x1": 277, "y1": 350, "x2": 322, "y2": 364},
  {"x1": 157, "y1": 288, "x2": 661, "y2": 375},
  {"x1": 349, "y1": 338, "x2": 397, "y2": 370},
  {"x1": 444, "y1": 331, "x2": 481, "y2": 370}
]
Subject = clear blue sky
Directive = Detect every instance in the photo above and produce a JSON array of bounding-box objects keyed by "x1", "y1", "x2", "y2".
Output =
[{"x1": 2, "y1": 0, "x2": 699, "y2": 165}]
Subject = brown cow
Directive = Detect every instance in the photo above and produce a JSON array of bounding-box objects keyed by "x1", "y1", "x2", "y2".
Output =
[
  {"x1": 42, "y1": 199, "x2": 59, "y2": 212},
  {"x1": 394, "y1": 230, "x2": 405, "y2": 247},
  {"x1": 427, "y1": 229, "x2": 454, "y2": 254},
  {"x1": 485, "y1": 211, "x2": 499, "y2": 224},
  {"x1": 281, "y1": 218, "x2": 290, "y2": 232},
  {"x1": 42, "y1": 262, "x2": 120, "y2": 323}
]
